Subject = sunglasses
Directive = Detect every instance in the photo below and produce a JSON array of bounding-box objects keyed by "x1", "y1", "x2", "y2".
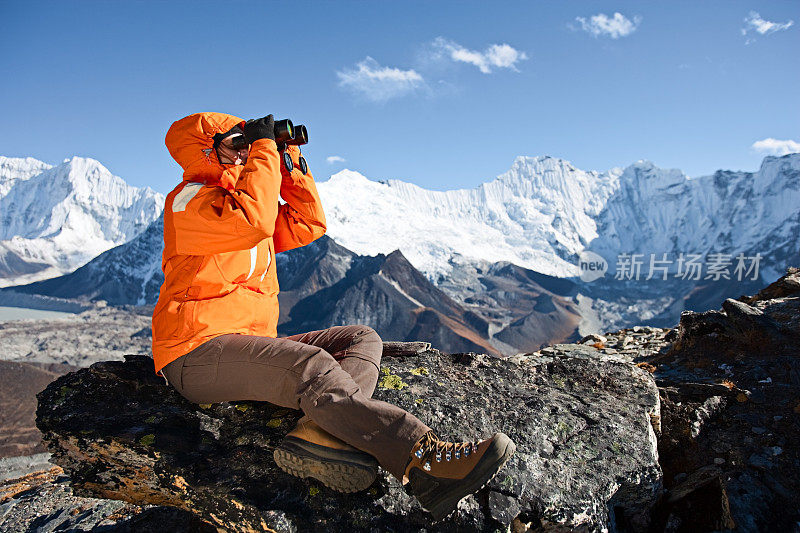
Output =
[
  {"x1": 213, "y1": 126, "x2": 248, "y2": 151},
  {"x1": 222, "y1": 134, "x2": 248, "y2": 151}
]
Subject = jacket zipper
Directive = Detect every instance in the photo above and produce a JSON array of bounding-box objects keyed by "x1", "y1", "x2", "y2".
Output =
[{"x1": 259, "y1": 246, "x2": 271, "y2": 283}]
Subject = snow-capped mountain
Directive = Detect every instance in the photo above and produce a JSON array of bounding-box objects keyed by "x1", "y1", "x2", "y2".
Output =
[
  {"x1": 9, "y1": 215, "x2": 165, "y2": 306},
  {"x1": 4, "y1": 151, "x2": 797, "y2": 345},
  {"x1": 0, "y1": 156, "x2": 165, "y2": 287},
  {"x1": 316, "y1": 154, "x2": 799, "y2": 283},
  {"x1": 316, "y1": 157, "x2": 618, "y2": 282},
  {"x1": 591, "y1": 155, "x2": 800, "y2": 283}
]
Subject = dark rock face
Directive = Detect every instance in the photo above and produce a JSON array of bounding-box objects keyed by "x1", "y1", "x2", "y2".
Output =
[
  {"x1": 37, "y1": 348, "x2": 662, "y2": 532},
  {"x1": 278, "y1": 237, "x2": 499, "y2": 355},
  {"x1": 646, "y1": 267, "x2": 800, "y2": 532},
  {"x1": 436, "y1": 258, "x2": 583, "y2": 353}
]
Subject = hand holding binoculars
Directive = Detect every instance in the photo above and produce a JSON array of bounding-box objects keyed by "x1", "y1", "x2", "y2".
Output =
[{"x1": 243, "y1": 115, "x2": 310, "y2": 174}]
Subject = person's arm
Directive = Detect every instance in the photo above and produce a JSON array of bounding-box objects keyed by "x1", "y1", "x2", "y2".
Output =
[
  {"x1": 170, "y1": 121, "x2": 281, "y2": 255},
  {"x1": 273, "y1": 145, "x2": 327, "y2": 253}
]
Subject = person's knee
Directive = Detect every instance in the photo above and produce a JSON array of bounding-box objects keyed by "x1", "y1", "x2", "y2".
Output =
[
  {"x1": 353, "y1": 325, "x2": 382, "y2": 367},
  {"x1": 292, "y1": 346, "x2": 336, "y2": 376},
  {"x1": 298, "y1": 365, "x2": 361, "y2": 410}
]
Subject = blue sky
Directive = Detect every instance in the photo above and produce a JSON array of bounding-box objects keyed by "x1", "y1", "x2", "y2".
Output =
[{"x1": 2, "y1": 0, "x2": 798, "y2": 195}]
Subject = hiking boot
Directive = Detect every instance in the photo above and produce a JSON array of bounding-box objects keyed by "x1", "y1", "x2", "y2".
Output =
[
  {"x1": 403, "y1": 430, "x2": 516, "y2": 521},
  {"x1": 273, "y1": 419, "x2": 378, "y2": 493}
]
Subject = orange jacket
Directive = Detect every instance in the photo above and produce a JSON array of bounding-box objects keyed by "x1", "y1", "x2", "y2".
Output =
[{"x1": 151, "y1": 112, "x2": 326, "y2": 374}]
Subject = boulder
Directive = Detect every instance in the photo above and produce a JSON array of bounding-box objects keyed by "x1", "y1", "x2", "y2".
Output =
[
  {"x1": 647, "y1": 267, "x2": 800, "y2": 532},
  {"x1": 37, "y1": 348, "x2": 662, "y2": 532}
]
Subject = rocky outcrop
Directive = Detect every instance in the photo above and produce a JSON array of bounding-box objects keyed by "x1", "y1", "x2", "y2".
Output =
[
  {"x1": 0, "y1": 466, "x2": 216, "y2": 532},
  {"x1": 646, "y1": 268, "x2": 800, "y2": 532},
  {"x1": 28, "y1": 268, "x2": 800, "y2": 531},
  {"x1": 36, "y1": 347, "x2": 662, "y2": 531}
]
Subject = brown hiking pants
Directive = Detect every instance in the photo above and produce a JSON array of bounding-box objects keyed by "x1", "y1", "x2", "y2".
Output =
[{"x1": 161, "y1": 325, "x2": 432, "y2": 480}]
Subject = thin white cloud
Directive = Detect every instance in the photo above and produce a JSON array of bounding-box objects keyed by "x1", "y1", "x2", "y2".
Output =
[
  {"x1": 752, "y1": 138, "x2": 800, "y2": 155},
  {"x1": 742, "y1": 11, "x2": 794, "y2": 39},
  {"x1": 431, "y1": 38, "x2": 528, "y2": 73},
  {"x1": 336, "y1": 57, "x2": 424, "y2": 102},
  {"x1": 575, "y1": 12, "x2": 641, "y2": 39},
  {"x1": 326, "y1": 155, "x2": 346, "y2": 164}
]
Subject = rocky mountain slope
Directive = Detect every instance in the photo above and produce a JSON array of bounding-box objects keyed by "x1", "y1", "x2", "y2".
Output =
[
  {"x1": 276, "y1": 236, "x2": 499, "y2": 355},
  {"x1": 8, "y1": 229, "x2": 585, "y2": 355},
  {"x1": 6, "y1": 215, "x2": 166, "y2": 306},
  {"x1": 0, "y1": 156, "x2": 164, "y2": 287},
  {"x1": 436, "y1": 254, "x2": 582, "y2": 352},
  {"x1": 316, "y1": 154, "x2": 798, "y2": 333}
]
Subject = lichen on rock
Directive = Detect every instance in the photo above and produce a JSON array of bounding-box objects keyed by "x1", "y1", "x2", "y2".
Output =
[{"x1": 377, "y1": 366, "x2": 409, "y2": 390}]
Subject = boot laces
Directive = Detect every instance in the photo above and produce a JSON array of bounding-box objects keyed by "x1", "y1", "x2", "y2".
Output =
[{"x1": 414, "y1": 431, "x2": 480, "y2": 471}]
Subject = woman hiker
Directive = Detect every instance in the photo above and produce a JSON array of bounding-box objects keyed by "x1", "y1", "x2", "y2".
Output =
[{"x1": 151, "y1": 111, "x2": 516, "y2": 521}]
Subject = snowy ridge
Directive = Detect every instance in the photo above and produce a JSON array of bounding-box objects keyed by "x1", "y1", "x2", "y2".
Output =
[
  {"x1": 0, "y1": 156, "x2": 53, "y2": 196},
  {"x1": 2, "y1": 152, "x2": 797, "y2": 300},
  {"x1": 0, "y1": 156, "x2": 164, "y2": 287},
  {"x1": 592, "y1": 155, "x2": 800, "y2": 281},
  {"x1": 317, "y1": 154, "x2": 799, "y2": 283},
  {"x1": 317, "y1": 158, "x2": 620, "y2": 280}
]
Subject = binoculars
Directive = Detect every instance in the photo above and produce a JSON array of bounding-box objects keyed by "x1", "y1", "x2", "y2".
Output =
[
  {"x1": 274, "y1": 119, "x2": 308, "y2": 147},
  {"x1": 274, "y1": 119, "x2": 309, "y2": 174}
]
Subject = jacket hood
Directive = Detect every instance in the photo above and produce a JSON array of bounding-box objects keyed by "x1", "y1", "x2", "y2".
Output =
[{"x1": 165, "y1": 112, "x2": 245, "y2": 184}]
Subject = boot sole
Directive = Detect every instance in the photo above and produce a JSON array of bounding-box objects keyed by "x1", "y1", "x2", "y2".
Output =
[
  {"x1": 273, "y1": 437, "x2": 378, "y2": 493},
  {"x1": 416, "y1": 433, "x2": 516, "y2": 521}
]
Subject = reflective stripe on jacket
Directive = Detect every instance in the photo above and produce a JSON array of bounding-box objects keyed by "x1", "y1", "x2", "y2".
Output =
[{"x1": 151, "y1": 112, "x2": 326, "y2": 374}]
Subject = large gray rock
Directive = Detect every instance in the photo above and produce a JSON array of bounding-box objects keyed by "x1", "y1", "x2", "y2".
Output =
[
  {"x1": 645, "y1": 267, "x2": 800, "y2": 532},
  {"x1": 36, "y1": 347, "x2": 661, "y2": 532}
]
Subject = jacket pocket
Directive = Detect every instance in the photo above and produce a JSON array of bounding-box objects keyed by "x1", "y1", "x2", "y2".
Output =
[{"x1": 153, "y1": 299, "x2": 196, "y2": 339}]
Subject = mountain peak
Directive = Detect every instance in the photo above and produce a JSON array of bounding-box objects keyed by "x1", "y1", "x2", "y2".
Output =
[
  {"x1": 619, "y1": 160, "x2": 686, "y2": 187},
  {"x1": 0, "y1": 156, "x2": 52, "y2": 193},
  {"x1": 759, "y1": 151, "x2": 800, "y2": 171},
  {"x1": 59, "y1": 156, "x2": 112, "y2": 179},
  {"x1": 508, "y1": 155, "x2": 579, "y2": 175},
  {"x1": 0, "y1": 154, "x2": 165, "y2": 286},
  {"x1": 327, "y1": 169, "x2": 375, "y2": 186},
  {"x1": 0, "y1": 155, "x2": 52, "y2": 172}
]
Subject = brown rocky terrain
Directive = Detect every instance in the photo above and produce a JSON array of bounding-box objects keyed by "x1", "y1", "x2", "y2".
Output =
[{"x1": 0, "y1": 361, "x2": 79, "y2": 456}]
